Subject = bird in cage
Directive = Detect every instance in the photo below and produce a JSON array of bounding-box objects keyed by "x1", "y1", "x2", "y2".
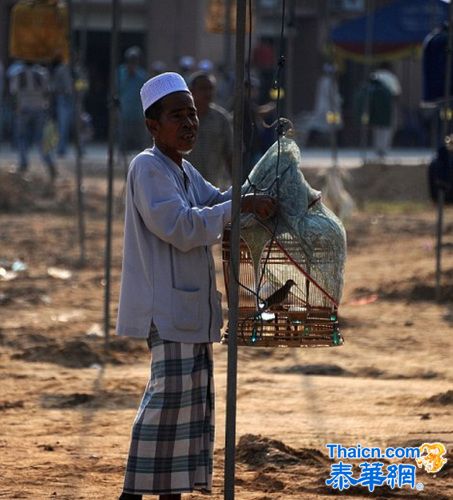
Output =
[
  {"x1": 261, "y1": 279, "x2": 297, "y2": 310},
  {"x1": 223, "y1": 132, "x2": 347, "y2": 347}
]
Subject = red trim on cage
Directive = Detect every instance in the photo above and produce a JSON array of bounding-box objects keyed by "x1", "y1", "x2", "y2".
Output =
[{"x1": 273, "y1": 239, "x2": 339, "y2": 307}]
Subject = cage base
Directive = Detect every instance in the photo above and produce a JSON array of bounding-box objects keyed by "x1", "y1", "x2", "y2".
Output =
[
  {"x1": 221, "y1": 308, "x2": 344, "y2": 348},
  {"x1": 221, "y1": 332, "x2": 344, "y2": 348}
]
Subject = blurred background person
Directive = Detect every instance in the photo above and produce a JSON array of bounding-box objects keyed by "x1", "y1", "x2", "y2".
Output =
[
  {"x1": 50, "y1": 51, "x2": 73, "y2": 157},
  {"x1": 149, "y1": 60, "x2": 167, "y2": 77},
  {"x1": 5, "y1": 59, "x2": 25, "y2": 149},
  {"x1": 375, "y1": 61, "x2": 401, "y2": 146},
  {"x1": 178, "y1": 55, "x2": 196, "y2": 82},
  {"x1": 216, "y1": 64, "x2": 234, "y2": 111},
  {"x1": 252, "y1": 36, "x2": 276, "y2": 104},
  {"x1": 9, "y1": 60, "x2": 57, "y2": 182},
  {"x1": 356, "y1": 72, "x2": 394, "y2": 158},
  {"x1": 118, "y1": 46, "x2": 149, "y2": 167},
  {"x1": 186, "y1": 71, "x2": 233, "y2": 188},
  {"x1": 197, "y1": 58, "x2": 214, "y2": 73},
  {"x1": 374, "y1": 62, "x2": 401, "y2": 99},
  {"x1": 295, "y1": 63, "x2": 343, "y2": 148}
]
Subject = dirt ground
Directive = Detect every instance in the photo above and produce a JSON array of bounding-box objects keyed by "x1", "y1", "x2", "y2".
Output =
[{"x1": 0, "y1": 165, "x2": 452, "y2": 500}]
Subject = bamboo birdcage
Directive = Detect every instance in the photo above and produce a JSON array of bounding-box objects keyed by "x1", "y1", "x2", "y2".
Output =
[{"x1": 222, "y1": 137, "x2": 346, "y2": 348}]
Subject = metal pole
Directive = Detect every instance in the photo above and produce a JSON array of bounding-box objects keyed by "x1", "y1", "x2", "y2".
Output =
[
  {"x1": 285, "y1": 0, "x2": 295, "y2": 121},
  {"x1": 360, "y1": 0, "x2": 374, "y2": 163},
  {"x1": 329, "y1": 76, "x2": 339, "y2": 170},
  {"x1": 325, "y1": 1, "x2": 338, "y2": 169},
  {"x1": 67, "y1": 0, "x2": 86, "y2": 266},
  {"x1": 435, "y1": 190, "x2": 445, "y2": 302},
  {"x1": 103, "y1": 0, "x2": 121, "y2": 348},
  {"x1": 223, "y1": 0, "x2": 233, "y2": 72},
  {"x1": 429, "y1": 0, "x2": 440, "y2": 151},
  {"x1": 435, "y1": 0, "x2": 453, "y2": 301},
  {"x1": 224, "y1": 1, "x2": 246, "y2": 498},
  {"x1": 79, "y1": 0, "x2": 89, "y2": 67}
]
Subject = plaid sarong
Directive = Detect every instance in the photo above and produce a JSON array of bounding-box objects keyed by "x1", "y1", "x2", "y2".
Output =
[{"x1": 123, "y1": 327, "x2": 215, "y2": 495}]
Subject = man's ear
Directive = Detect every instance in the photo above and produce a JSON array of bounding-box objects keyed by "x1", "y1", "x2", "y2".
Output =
[{"x1": 145, "y1": 118, "x2": 159, "y2": 136}]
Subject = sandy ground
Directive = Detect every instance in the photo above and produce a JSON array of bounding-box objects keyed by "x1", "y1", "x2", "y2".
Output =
[{"x1": 0, "y1": 167, "x2": 452, "y2": 500}]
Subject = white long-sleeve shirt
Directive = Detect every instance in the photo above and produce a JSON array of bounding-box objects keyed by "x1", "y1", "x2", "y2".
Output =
[{"x1": 116, "y1": 146, "x2": 232, "y2": 342}]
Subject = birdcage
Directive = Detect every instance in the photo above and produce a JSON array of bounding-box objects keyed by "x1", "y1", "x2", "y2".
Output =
[{"x1": 222, "y1": 136, "x2": 346, "y2": 348}]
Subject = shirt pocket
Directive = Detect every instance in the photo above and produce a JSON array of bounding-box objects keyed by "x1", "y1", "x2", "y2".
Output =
[{"x1": 171, "y1": 287, "x2": 201, "y2": 331}]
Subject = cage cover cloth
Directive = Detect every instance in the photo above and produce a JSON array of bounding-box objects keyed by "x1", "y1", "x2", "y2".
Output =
[{"x1": 241, "y1": 137, "x2": 347, "y2": 306}]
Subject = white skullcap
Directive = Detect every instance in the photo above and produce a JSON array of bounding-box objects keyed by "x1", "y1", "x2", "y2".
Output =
[{"x1": 140, "y1": 72, "x2": 189, "y2": 114}]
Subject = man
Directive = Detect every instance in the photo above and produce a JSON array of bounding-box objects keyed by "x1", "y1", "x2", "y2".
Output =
[
  {"x1": 118, "y1": 46, "x2": 149, "y2": 158},
  {"x1": 356, "y1": 73, "x2": 394, "y2": 158},
  {"x1": 252, "y1": 37, "x2": 276, "y2": 104},
  {"x1": 375, "y1": 62, "x2": 401, "y2": 153},
  {"x1": 186, "y1": 71, "x2": 233, "y2": 188},
  {"x1": 117, "y1": 72, "x2": 276, "y2": 500},
  {"x1": 297, "y1": 63, "x2": 343, "y2": 148},
  {"x1": 50, "y1": 52, "x2": 73, "y2": 157},
  {"x1": 9, "y1": 61, "x2": 57, "y2": 181},
  {"x1": 178, "y1": 55, "x2": 195, "y2": 82}
]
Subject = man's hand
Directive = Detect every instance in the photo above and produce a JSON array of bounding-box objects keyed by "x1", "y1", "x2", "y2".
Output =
[{"x1": 240, "y1": 193, "x2": 278, "y2": 220}]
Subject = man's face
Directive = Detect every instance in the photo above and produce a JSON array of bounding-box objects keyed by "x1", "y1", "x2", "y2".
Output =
[
  {"x1": 191, "y1": 77, "x2": 215, "y2": 114},
  {"x1": 127, "y1": 58, "x2": 139, "y2": 74},
  {"x1": 147, "y1": 91, "x2": 199, "y2": 159}
]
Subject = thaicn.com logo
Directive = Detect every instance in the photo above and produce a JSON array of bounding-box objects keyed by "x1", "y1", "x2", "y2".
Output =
[{"x1": 325, "y1": 442, "x2": 448, "y2": 493}]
